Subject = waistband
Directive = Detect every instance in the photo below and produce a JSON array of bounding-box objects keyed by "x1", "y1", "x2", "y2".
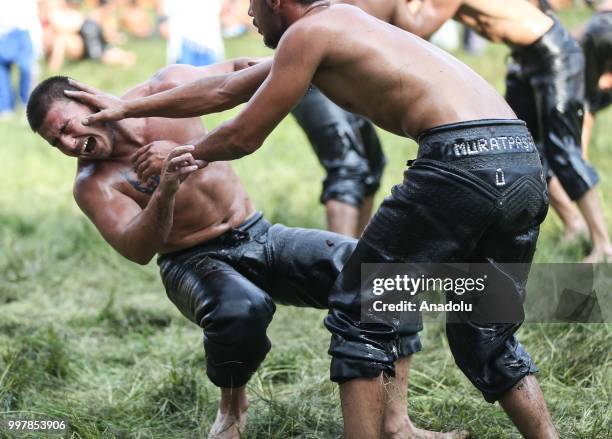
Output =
[
  {"x1": 158, "y1": 211, "x2": 267, "y2": 262},
  {"x1": 511, "y1": 18, "x2": 579, "y2": 62},
  {"x1": 416, "y1": 119, "x2": 537, "y2": 162}
]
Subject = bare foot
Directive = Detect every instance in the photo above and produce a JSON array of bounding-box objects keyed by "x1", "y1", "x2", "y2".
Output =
[
  {"x1": 582, "y1": 245, "x2": 612, "y2": 263},
  {"x1": 383, "y1": 414, "x2": 470, "y2": 439},
  {"x1": 207, "y1": 409, "x2": 247, "y2": 439}
]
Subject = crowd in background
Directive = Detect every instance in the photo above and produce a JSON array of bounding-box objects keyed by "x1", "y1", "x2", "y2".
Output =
[
  {"x1": 0, "y1": 0, "x2": 252, "y2": 117},
  {"x1": 0, "y1": 0, "x2": 609, "y2": 123}
]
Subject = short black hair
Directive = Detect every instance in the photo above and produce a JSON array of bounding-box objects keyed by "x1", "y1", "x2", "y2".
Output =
[
  {"x1": 581, "y1": 12, "x2": 612, "y2": 112},
  {"x1": 26, "y1": 76, "x2": 80, "y2": 132}
]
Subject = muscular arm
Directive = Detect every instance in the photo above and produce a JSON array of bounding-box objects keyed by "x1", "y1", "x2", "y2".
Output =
[
  {"x1": 394, "y1": 0, "x2": 462, "y2": 39},
  {"x1": 119, "y1": 59, "x2": 273, "y2": 119},
  {"x1": 187, "y1": 24, "x2": 324, "y2": 162},
  {"x1": 142, "y1": 57, "x2": 265, "y2": 95},
  {"x1": 74, "y1": 146, "x2": 197, "y2": 265},
  {"x1": 75, "y1": 176, "x2": 176, "y2": 265}
]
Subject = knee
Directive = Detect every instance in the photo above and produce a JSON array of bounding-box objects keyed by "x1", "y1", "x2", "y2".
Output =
[{"x1": 206, "y1": 290, "x2": 275, "y2": 349}]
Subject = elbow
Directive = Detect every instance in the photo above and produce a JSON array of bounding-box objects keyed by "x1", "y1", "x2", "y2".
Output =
[
  {"x1": 119, "y1": 243, "x2": 156, "y2": 265},
  {"x1": 150, "y1": 65, "x2": 183, "y2": 93},
  {"x1": 124, "y1": 251, "x2": 154, "y2": 265}
]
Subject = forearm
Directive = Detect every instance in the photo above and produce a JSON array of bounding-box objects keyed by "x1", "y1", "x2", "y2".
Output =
[
  {"x1": 123, "y1": 60, "x2": 273, "y2": 119},
  {"x1": 189, "y1": 119, "x2": 260, "y2": 162},
  {"x1": 148, "y1": 57, "x2": 268, "y2": 93},
  {"x1": 117, "y1": 188, "x2": 176, "y2": 264}
]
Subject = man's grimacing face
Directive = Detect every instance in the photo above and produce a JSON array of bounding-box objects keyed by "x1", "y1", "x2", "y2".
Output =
[
  {"x1": 249, "y1": 0, "x2": 286, "y2": 49},
  {"x1": 38, "y1": 99, "x2": 114, "y2": 159}
]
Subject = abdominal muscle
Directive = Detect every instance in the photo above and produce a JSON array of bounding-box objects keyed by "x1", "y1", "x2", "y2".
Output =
[{"x1": 157, "y1": 164, "x2": 256, "y2": 254}]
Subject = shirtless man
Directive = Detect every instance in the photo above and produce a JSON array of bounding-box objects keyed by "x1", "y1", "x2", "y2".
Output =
[
  {"x1": 26, "y1": 63, "x2": 440, "y2": 438},
  {"x1": 66, "y1": 2, "x2": 557, "y2": 437},
  {"x1": 396, "y1": 0, "x2": 612, "y2": 262}
]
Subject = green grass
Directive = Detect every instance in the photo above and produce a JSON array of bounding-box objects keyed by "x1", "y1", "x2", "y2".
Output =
[{"x1": 1, "y1": 6, "x2": 611, "y2": 438}]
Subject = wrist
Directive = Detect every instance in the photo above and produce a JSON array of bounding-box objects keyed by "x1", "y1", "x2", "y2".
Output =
[
  {"x1": 122, "y1": 99, "x2": 135, "y2": 118},
  {"x1": 158, "y1": 180, "x2": 179, "y2": 199}
]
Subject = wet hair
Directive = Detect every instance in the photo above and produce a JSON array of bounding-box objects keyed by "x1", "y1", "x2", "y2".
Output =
[
  {"x1": 26, "y1": 76, "x2": 80, "y2": 132},
  {"x1": 580, "y1": 12, "x2": 612, "y2": 111}
]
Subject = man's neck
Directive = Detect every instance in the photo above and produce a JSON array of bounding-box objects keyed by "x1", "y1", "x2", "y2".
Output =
[{"x1": 107, "y1": 118, "x2": 148, "y2": 160}]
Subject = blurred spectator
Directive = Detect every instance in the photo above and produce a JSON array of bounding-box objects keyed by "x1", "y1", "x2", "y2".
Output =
[
  {"x1": 221, "y1": 0, "x2": 250, "y2": 38},
  {"x1": 121, "y1": 0, "x2": 154, "y2": 39},
  {"x1": 40, "y1": 0, "x2": 135, "y2": 71},
  {"x1": 163, "y1": 0, "x2": 224, "y2": 66},
  {"x1": 0, "y1": 0, "x2": 41, "y2": 116},
  {"x1": 89, "y1": 0, "x2": 124, "y2": 45}
]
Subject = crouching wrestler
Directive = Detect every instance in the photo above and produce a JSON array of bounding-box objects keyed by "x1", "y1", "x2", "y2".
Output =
[{"x1": 25, "y1": 67, "x2": 426, "y2": 438}]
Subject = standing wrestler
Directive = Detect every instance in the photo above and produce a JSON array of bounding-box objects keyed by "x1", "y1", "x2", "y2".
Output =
[
  {"x1": 68, "y1": 2, "x2": 560, "y2": 437},
  {"x1": 26, "y1": 64, "x2": 441, "y2": 437},
  {"x1": 397, "y1": 0, "x2": 612, "y2": 262}
]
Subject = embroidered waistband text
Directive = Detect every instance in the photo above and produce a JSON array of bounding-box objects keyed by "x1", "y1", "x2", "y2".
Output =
[{"x1": 453, "y1": 134, "x2": 535, "y2": 157}]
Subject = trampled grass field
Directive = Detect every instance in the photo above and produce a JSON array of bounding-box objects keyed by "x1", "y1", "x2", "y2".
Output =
[{"x1": 1, "y1": 6, "x2": 611, "y2": 438}]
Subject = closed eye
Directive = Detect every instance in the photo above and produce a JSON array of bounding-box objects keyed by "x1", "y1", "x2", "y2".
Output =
[{"x1": 51, "y1": 120, "x2": 69, "y2": 147}]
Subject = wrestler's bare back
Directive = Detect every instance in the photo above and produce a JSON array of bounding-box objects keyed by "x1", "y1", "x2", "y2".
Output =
[
  {"x1": 303, "y1": 5, "x2": 514, "y2": 137},
  {"x1": 74, "y1": 78, "x2": 254, "y2": 255}
]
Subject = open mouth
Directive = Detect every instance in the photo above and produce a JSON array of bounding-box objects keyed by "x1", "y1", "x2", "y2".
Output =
[{"x1": 82, "y1": 136, "x2": 96, "y2": 155}]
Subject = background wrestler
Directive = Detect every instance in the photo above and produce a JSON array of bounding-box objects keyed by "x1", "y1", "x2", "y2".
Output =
[
  {"x1": 67, "y1": 2, "x2": 560, "y2": 437},
  {"x1": 579, "y1": 0, "x2": 612, "y2": 157},
  {"x1": 26, "y1": 67, "x2": 438, "y2": 438},
  {"x1": 397, "y1": 0, "x2": 612, "y2": 262}
]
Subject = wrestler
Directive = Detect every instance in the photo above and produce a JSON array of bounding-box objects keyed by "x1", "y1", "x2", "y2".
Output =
[
  {"x1": 64, "y1": 2, "x2": 558, "y2": 437},
  {"x1": 396, "y1": 0, "x2": 612, "y2": 262},
  {"x1": 26, "y1": 65, "x2": 434, "y2": 437},
  {"x1": 579, "y1": 0, "x2": 612, "y2": 156}
]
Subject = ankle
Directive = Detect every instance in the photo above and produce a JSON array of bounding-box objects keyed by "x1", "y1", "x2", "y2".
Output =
[
  {"x1": 219, "y1": 388, "x2": 249, "y2": 417},
  {"x1": 383, "y1": 413, "x2": 412, "y2": 437}
]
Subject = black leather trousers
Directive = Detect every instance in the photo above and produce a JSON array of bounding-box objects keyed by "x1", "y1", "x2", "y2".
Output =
[
  {"x1": 158, "y1": 213, "x2": 422, "y2": 388},
  {"x1": 325, "y1": 119, "x2": 549, "y2": 402},
  {"x1": 506, "y1": 19, "x2": 599, "y2": 200}
]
